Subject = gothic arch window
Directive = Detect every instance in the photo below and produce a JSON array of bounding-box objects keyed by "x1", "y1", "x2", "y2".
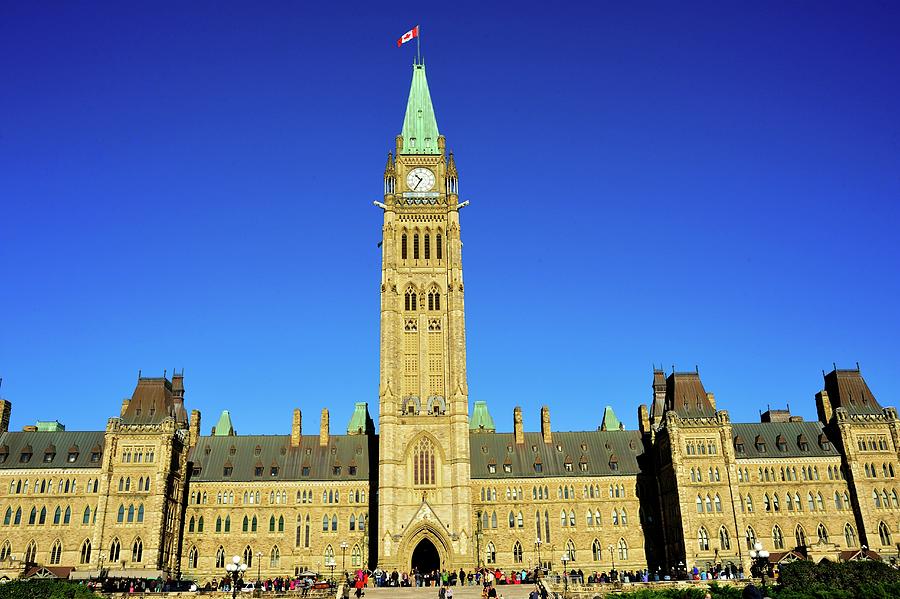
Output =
[
  {"x1": 412, "y1": 437, "x2": 437, "y2": 486},
  {"x1": 592, "y1": 539, "x2": 602, "y2": 561},
  {"x1": 351, "y1": 544, "x2": 362, "y2": 567},
  {"x1": 305, "y1": 515, "x2": 310, "y2": 547},
  {"x1": 244, "y1": 545, "x2": 253, "y2": 567},
  {"x1": 491, "y1": 512, "x2": 497, "y2": 529},
  {"x1": 517, "y1": 511, "x2": 524, "y2": 528},
  {"x1": 817, "y1": 523, "x2": 829, "y2": 544},
  {"x1": 513, "y1": 541, "x2": 523, "y2": 564},
  {"x1": 405, "y1": 286, "x2": 418, "y2": 311},
  {"x1": 698, "y1": 527, "x2": 710, "y2": 551},
  {"x1": 80, "y1": 539, "x2": 91, "y2": 564},
  {"x1": 216, "y1": 516, "x2": 222, "y2": 533},
  {"x1": 278, "y1": 515, "x2": 284, "y2": 532},
  {"x1": 127, "y1": 504, "x2": 135, "y2": 523},
  {"x1": 844, "y1": 523, "x2": 856, "y2": 547},
  {"x1": 510, "y1": 512, "x2": 517, "y2": 528},
  {"x1": 719, "y1": 526, "x2": 730, "y2": 550},
  {"x1": 251, "y1": 516, "x2": 258, "y2": 532},
  {"x1": 109, "y1": 538, "x2": 120, "y2": 563},
  {"x1": 50, "y1": 539, "x2": 62, "y2": 564},
  {"x1": 0, "y1": 541, "x2": 8, "y2": 561},
  {"x1": 413, "y1": 233, "x2": 420, "y2": 259},
  {"x1": 560, "y1": 510, "x2": 567, "y2": 527},
  {"x1": 617, "y1": 538, "x2": 628, "y2": 560},
  {"x1": 773, "y1": 525, "x2": 784, "y2": 550},
  {"x1": 424, "y1": 233, "x2": 430, "y2": 259},
  {"x1": 485, "y1": 542, "x2": 496, "y2": 565},
  {"x1": 332, "y1": 514, "x2": 338, "y2": 531},
  {"x1": 13, "y1": 508, "x2": 21, "y2": 526},
  {"x1": 132, "y1": 537, "x2": 143, "y2": 562},
  {"x1": 117, "y1": 505, "x2": 124, "y2": 523},
  {"x1": 270, "y1": 546, "x2": 280, "y2": 568},
  {"x1": 216, "y1": 546, "x2": 225, "y2": 569},
  {"x1": 745, "y1": 526, "x2": 756, "y2": 550},
  {"x1": 401, "y1": 233, "x2": 408, "y2": 260},
  {"x1": 188, "y1": 546, "x2": 198, "y2": 569},
  {"x1": 25, "y1": 540, "x2": 36, "y2": 564},
  {"x1": 879, "y1": 521, "x2": 892, "y2": 546},
  {"x1": 796, "y1": 524, "x2": 807, "y2": 548},
  {"x1": 224, "y1": 515, "x2": 231, "y2": 532},
  {"x1": 39, "y1": 506, "x2": 46, "y2": 525},
  {"x1": 436, "y1": 233, "x2": 443, "y2": 260},
  {"x1": 566, "y1": 539, "x2": 576, "y2": 561}
]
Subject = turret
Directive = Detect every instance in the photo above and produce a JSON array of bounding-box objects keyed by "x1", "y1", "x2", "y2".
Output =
[
  {"x1": 291, "y1": 409, "x2": 302, "y2": 447},
  {"x1": 541, "y1": 406, "x2": 552, "y2": 444},
  {"x1": 513, "y1": 406, "x2": 524, "y2": 445}
]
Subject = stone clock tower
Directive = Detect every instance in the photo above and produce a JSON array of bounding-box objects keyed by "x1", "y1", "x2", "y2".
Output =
[{"x1": 376, "y1": 60, "x2": 474, "y2": 572}]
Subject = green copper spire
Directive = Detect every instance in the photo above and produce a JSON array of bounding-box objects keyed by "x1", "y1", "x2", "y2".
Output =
[
  {"x1": 212, "y1": 410, "x2": 235, "y2": 436},
  {"x1": 469, "y1": 401, "x2": 496, "y2": 432},
  {"x1": 600, "y1": 406, "x2": 623, "y2": 431},
  {"x1": 400, "y1": 62, "x2": 440, "y2": 155}
]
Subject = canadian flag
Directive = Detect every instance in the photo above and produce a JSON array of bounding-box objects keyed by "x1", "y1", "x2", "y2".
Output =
[{"x1": 397, "y1": 26, "x2": 419, "y2": 48}]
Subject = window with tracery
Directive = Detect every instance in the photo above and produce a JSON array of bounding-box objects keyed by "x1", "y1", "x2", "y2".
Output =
[{"x1": 413, "y1": 437, "x2": 436, "y2": 486}]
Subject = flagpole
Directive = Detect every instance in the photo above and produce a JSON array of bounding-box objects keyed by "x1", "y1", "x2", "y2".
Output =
[{"x1": 417, "y1": 24, "x2": 421, "y2": 63}]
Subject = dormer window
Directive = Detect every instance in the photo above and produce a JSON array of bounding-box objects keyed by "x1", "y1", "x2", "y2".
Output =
[
  {"x1": 254, "y1": 466, "x2": 263, "y2": 477},
  {"x1": 409, "y1": 137, "x2": 416, "y2": 148},
  {"x1": 348, "y1": 465, "x2": 357, "y2": 476},
  {"x1": 533, "y1": 462, "x2": 542, "y2": 473},
  {"x1": 90, "y1": 451, "x2": 101, "y2": 463},
  {"x1": 776, "y1": 435, "x2": 787, "y2": 452},
  {"x1": 333, "y1": 466, "x2": 342, "y2": 476},
  {"x1": 301, "y1": 466, "x2": 310, "y2": 477},
  {"x1": 734, "y1": 436, "x2": 745, "y2": 454},
  {"x1": 488, "y1": 464, "x2": 496, "y2": 474},
  {"x1": 20, "y1": 451, "x2": 32, "y2": 464},
  {"x1": 67, "y1": 452, "x2": 78, "y2": 463},
  {"x1": 503, "y1": 464, "x2": 512, "y2": 473},
  {"x1": 270, "y1": 466, "x2": 279, "y2": 477},
  {"x1": 798, "y1": 434, "x2": 810, "y2": 452},
  {"x1": 44, "y1": 452, "x2": 56, "y2": 463},
  {"x1": 254, "y1": 445, "x2": 262, "y2": 456},
  {"x1": 755, "y1": 436, "x2": 767, "y2": 453},
  {"x1": 609, "y1": 455, "x2": 619, "y2": 472}
]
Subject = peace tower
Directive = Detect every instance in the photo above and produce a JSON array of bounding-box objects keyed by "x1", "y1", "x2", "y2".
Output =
[{"x1": 376, "y1": 60, "x2": 475, "y2": 572}]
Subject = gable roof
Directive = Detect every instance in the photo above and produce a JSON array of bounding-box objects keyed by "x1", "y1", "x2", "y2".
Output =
[
  {"x1": 0, "y1": 430, "x2": 104, "y2": 470},
  {"x1": 188, "y1": 434, "x2": 369, "y2": 482},
  {"x1": 469, "y1": 430, "x2": 644, "y2": 479},
  {"x1": 731, "y1": 421, "x2": 838, "y2": 459}
]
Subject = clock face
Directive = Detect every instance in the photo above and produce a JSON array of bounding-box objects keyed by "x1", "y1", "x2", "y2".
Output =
[{"x1": 406, "y1": 167, "x2": 435, "y2": 192}]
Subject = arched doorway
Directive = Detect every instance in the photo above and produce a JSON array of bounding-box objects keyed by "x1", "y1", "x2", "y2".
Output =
[{"x1": 411, "y1": 538, "x2": 440, "y2": 574}]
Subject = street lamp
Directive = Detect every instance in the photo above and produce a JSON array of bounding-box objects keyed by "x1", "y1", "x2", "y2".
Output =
[
  {"x1": 561, "y1": 551, "x2": 570, "y2": 594},
  {"x1": 225, "y1": 555, "x2": 248, "y2": 599},
  {"x1": 748, "y1": 541, "x2": 770, "y2": 588},
  {"x1": 340, "y1": 542, "x2": 348, "y2": 574},
  {"x1": 609, "y1": 545, "x2": 616, "y2": 575},
  {"x1": 326, "y1": 557, "x2": 336, "y2": 584},
  {"x1": 535, "y1": 538, "x2": 543, "y2": 574},
  {"x1": 678, "y1": 561, "x2": 684, "y2": 580}
]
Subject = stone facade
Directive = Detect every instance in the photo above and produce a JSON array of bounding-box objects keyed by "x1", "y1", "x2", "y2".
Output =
[{"x1": 1, "y1": 62, "x2": 899, "y2": 587}]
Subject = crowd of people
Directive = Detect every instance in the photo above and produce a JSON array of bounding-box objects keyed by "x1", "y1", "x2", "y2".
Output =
[{"x1": 344, "y1": 567, "x2": 548, "y2": 599}]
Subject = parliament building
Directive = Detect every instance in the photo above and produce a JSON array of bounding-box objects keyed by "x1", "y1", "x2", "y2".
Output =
[{"x1": 1, "y1": 62, "x2": 899, "y2": 585}]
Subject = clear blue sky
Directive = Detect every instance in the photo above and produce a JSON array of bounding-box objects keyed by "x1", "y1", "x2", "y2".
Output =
[{"x1": 2, "y1": 2, "x2": 899, "y2": 435}]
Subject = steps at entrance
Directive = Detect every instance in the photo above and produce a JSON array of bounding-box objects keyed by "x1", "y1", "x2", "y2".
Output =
[{"x1": 356, "y1": 586, "x2": 538, "y2": 599}]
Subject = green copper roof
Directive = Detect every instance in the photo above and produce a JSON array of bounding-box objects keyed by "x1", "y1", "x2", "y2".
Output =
[
  {"x1": 347, "y1": 402, "x2": 373, "y2": 435},
  {"x1": 212, "y1": 410, "x2": 234, "y2": 436},
  {"x1": 470, "y1": 401, "x2": 496, "y2": 432},
  {"x1": 400, "y1": 62, "x2": 440, "y2": 155},
  {"x1": 36, "y1": 420, "x2": 65, "y2": 432},
  {"x1": 600, "y1": 406, "x2": 622, "y2": 431}
]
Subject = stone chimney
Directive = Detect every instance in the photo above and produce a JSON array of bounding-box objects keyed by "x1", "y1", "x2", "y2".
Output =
[
  {"x1": 513, "y1": 407, "x2": 525, "y2": 445},
  {"x1": 0, "y1": 400, "x2": 10, "y2": 434},
  {"x1": 319, "y1": 409, "x2": 329, "y2": 447},
  {"x1": 816, "y1": 390, "x2": 833, "y2": 424},
  {"x1": 638, "y1": 404, "x2": 650, "y2": 434},
  {"x1": 706, "y1": 392, "x2": 716, "y2": 411},
  {"x1": 120, "y1": 399, "x2": 130, "y2": 418},
  {"x1": 189, "y1": 410, "x2": 201, "y2": 447},
  {"x1": 540, "y1": 406, "x2": 552, "y2": 444},
  {"x1": 291, "y1": 409, "x2": 302, "y2": 447}
]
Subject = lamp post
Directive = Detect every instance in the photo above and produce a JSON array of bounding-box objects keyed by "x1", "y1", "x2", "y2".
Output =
[
  {"x1": 609, "y1": 545, "x2": 616, "y2": 575},
  {"x1": 748, "y1": 541, "x2": 770, "y2": 588},
  {"x1": 678, "y1": 561, "x2": 684, "y2": 581},
  {"x1": 340, "y1": 542, "x2": 348, "y2": 574},
  {"x1": 326, "y1": 557, "x2": 336, "y2": 584},
  {"x1": 859, "y1": 544, "x2": 868, "y2": 561},
  {"x1": 561, "y1": 551, "x2": 570, "y2": 595},
  {"x1": 535, "y1": 538, "x2": 543, "y2": 573},
  {"x1": 225, "y1": 555, "x2": 248, "y2": 599}
]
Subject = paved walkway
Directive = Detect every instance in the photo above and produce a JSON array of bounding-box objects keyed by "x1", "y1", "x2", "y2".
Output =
[{"x1": 349, "y1": 585, "x2": 540, "y2": 599}]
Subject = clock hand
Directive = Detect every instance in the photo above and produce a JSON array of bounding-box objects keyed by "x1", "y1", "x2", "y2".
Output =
[{"x1": 414, "y1": 176, "x2": 422, "y2": 190}]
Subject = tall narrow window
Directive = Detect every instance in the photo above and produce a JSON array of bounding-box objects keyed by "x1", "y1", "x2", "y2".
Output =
[
  {"x1": 413, "y1": 234, "x2": 420, "y2": 259},
  {"x1": 109, "y1": 538, "x2": 120, "y2": 563},
  {"x1": 424, "y1": 234, "x2": 430, "y2": 259},
  {"x1": 401, "y1": 234, "x2": 408, "y2": 260},
  {"x1": 413, "y1": 437, "x2": 436, "y2": 486},
  {"x1": 25, "y1": 541, "x2": 37, "y2": 564},
  {"x1": 436, "y1": 234, "x2": 442, "y2": 260},
  {"x1": 80, "y1": 539, "x2": 92, "y2": 564},
  {"x1": 50, "y1": 540, "x2": 62, "y2": 564},
  {"x1": 132, "y1": 538, "x2": 143, "y2": 562}
]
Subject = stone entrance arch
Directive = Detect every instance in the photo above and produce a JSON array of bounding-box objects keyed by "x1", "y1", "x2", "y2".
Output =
[
  {"x1": 399, "y1": 521, "x2": 453, "y2": 572},
  {"x1": 411, "y1": 537, "x2": 440, "y2": 574}
]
